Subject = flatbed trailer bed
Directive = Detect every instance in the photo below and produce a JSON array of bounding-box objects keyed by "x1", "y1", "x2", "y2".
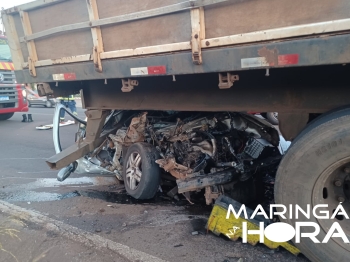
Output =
[
  {"x1": 12, "y1": 32, "x2": 350, "y2": 83},
  {"x1": 4, "y1": 1, "x2": 350, "y2": 262},
  {"x1": 2, "y1": 0, "x2": 350, "y2": 83}
]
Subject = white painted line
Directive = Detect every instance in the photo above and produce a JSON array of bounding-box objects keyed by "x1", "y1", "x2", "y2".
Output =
[{"x1": 0, "y1": 200, "x2": 167, "y2": 262}]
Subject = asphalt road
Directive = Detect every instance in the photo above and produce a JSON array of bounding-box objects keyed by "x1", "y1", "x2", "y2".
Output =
[{"x1": 0, "y1": 106, "x2": 309, "y2": 262}]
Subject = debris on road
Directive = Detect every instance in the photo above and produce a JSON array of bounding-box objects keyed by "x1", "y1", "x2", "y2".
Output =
[{"x1": 36, "y1": 120, "x2": 75, "y2": 130}]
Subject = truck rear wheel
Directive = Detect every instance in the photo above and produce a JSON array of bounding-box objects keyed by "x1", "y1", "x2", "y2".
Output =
[
  {"x1": 275, "y1": 107, "x2": 350, "y2": 262},
  {"x1": 0, "y1": 113, "x2": 14, "y2": 121},
  {"x1": 123, "y1": 142, "x2": 161, "y2": 199}
]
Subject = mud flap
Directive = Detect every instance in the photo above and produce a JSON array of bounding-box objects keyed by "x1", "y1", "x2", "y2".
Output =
[{"x1": 206, "y1": 195, "x2": 300, "y2": 256}]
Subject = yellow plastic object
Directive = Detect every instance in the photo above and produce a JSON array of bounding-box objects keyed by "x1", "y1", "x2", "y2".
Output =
[{"x1": 206, "y1": 196, "x2": 300, "y2": 256}]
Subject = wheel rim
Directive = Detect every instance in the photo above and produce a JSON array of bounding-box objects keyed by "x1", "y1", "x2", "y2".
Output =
[
  {"x1": 125, "y1": 152, "x2": 142, "y2": 190},
  {"x1": 313, "y1": 156, "x2": 350, "y2": 251}
]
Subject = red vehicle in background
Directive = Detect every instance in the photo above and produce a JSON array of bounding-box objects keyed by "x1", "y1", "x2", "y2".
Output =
[{"x1": 0, "y1": 34, "x2": 28, "y2": 121}]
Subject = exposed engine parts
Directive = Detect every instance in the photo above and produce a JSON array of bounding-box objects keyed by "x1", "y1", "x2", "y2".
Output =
[{"x1": 74, "y1": 110, "x2": 284, "y2": 205}]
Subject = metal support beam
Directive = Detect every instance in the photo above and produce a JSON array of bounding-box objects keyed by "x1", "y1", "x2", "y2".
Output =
[
  {"x1": 87, "y1": 0, "x2": 104, "y2": 73},
  {"x1": 78, "y1": 67, "x2": 350, "y2": 114},
  {"x1": 84, "y1": 110, "x2": 109, "y2": 142},
  {"x1": 20, "y1": 11, "x2": 38, "y2": 77},
  {"x1": 190, "y1": 7, "x2": 205, "y2": 64},
  {"x1": 1, "y1": 13, "x2": 24, "y2": 70},
  {"x1": 177, "y1": 169, "x2": 238, "y2": 193},
  {"x1": 46, "y1": 110, "x2": 110, "y2": 169}
]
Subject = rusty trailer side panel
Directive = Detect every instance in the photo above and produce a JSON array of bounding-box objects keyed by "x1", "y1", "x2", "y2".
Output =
[
  {"x1": 13, "y1": 33, "x2": 350, "y2": 84},
  {"x1": 3, "y1": 0, "x2": 350, "y2": 82}
]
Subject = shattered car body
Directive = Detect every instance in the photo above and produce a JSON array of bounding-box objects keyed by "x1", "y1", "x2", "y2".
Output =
[{"x1": 56, "y1": 108, "x2": 287, "y2": 205}]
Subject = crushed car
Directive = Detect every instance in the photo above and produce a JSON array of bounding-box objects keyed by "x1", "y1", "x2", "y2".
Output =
[{"x1": 54, "y1": 108, "x2": 290, "y2": 206}]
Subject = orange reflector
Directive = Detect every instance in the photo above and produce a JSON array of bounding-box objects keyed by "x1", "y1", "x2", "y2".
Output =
[{"x1": 0, "y1": 62, "x2": 14, "y2": 70}]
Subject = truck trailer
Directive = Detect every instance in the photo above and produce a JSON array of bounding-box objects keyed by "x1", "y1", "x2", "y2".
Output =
[{"x1": 3, "y1": 0, "x2": 350, "y2": 261}]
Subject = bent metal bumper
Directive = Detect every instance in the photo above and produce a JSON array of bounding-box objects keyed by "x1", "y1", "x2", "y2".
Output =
[{"x1": 47, "y1": 103, "x2": 115, "y2": 181}]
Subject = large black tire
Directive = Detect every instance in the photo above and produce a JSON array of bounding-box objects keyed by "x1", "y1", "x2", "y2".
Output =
[
  {"x1": 0, "y1": 113, "x2": 14, "y2": 121},
  {"x1": 123, "y1": 142, "x2": 161, "y2": 199},
  {"x1": 275, "y1": 107, "x2": 350, "y2": 262}
]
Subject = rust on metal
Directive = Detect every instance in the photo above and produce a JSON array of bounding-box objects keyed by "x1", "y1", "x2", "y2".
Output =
[
  {"x1": 52, "y1": 55, "x2": 92, "y2": 64},
  {"x1": 218, "y1": 73, "x2": 239, "y2": 89},
  {"x1": 46, "y1": 109, "x2": 110, "y2": 169},
  {"x1": 177, "y1": 169, "x2": 236, "y2": 193},
  {"x1": 108, "y1": 112, "x2": 148, "y2": 176},
  {"x1": 205, "y1": 186, "x2": 223, "y2": 205},
  {"x1": 258, "y1": 46, "x2": 279, "y2": 66},
  {"x1": 156, "y1": 157, "x2": 193, "y2": 180},
  {"x1": 124, "y1": 112, "x2": 147, "y2": 145}
]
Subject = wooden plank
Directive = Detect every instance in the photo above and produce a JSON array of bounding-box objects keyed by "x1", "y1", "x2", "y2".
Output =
[
  {"x1": 22, "y1": 54, "x2": 92, "y2": 68},
  {"x1": 26, "y1": 0, "x2": 92, "y2": 61},
  {"x1": 100, "y1": 42, "x2": 191, "y2": 59},
  {"x1": 202, "y1": 18, "x2": 350, "y2": 48},
  {"x1": 101, "y1": 12, "x2": 191, "y2": 51},
  {"x1": 13, "y1": 34, "x2": 350, "y2": 84},
  {"x1": 19, "y1": 11, "x2": 38, "y2": 76},
  {"x1": 19, "y1": 0, "x2": 228, "y2": 42},
  {"x1": 199, "y1": 7, "x2": 205, "y2": 40},
  {"x1": 1, "y1": 13, "x2": 24, "y2": 70},
  {"x1": 87, "y1": 0, "x2": 104, "y2": 72},
  {"x1": 34, "y1": 30, "x2": 93, "y2": 61},
  {"x1": 19, "y1": 21, "x2": 90, "y2": 43},
  {"x1": 20, "y1": 17, "x2": 350, "y2": 68},
  {"x1": 190, "y1": 7, "x2": 204, "y2": 64},
  {"x1": 4, "y1": 0, "x2": 69, "y2": 14},
  {"x1": 28, "y1": 0, "x2": 90, "y2": 34},
  {"x1": 99, "y1": 0, "x2": 191, "y2": 51},
  {"x1": 93, "y1": 0, "x2": 225, "y2": 27},
  {"x1": 11, "y1": 14, "x2": 30, "y2": 62},
  {"x1": 204, "y1": 0, "x2": 350, "y2": 39}
]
